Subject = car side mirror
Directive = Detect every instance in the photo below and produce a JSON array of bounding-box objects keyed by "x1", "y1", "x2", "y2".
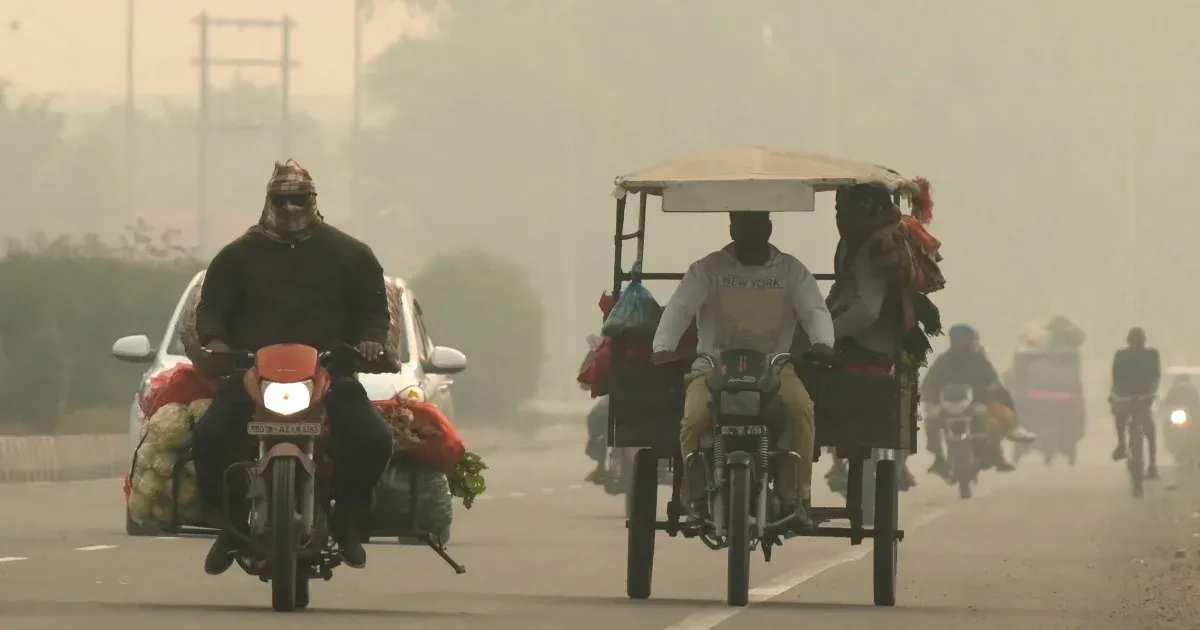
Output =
[
  {"x1": 112, "y1": 335, "x2": 155, "y2": 364},
  {"x1": 425, "y1": 346, "x2": 467, "y2": 375}
]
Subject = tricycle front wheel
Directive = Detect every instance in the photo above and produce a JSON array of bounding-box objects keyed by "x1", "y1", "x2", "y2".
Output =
[
  {"x1": 726, "y1": 465, "x2": 752, "y2": 607},
  {"x1": 872, "y1": 459, "x2": 898, "y2": 607},
  {"x1": 627, "y1": 448, "x2": 658, "y2": 600}
]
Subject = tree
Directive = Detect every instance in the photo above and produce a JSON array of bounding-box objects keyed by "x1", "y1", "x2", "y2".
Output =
[{"x1": 409, "y1": 249, "x2": 545, "y2": 422}]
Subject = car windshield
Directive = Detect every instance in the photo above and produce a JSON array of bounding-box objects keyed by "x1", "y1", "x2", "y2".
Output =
[{"x1": 163, "y1": 284, "x2": 411, "y2": 362}]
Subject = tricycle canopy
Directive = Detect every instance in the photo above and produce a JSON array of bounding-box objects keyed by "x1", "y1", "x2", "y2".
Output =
[
  {"x1": 1165, "y1": 366, "x2": 1200, "y2": 378},
  {"x1": 613, "y1": 147, "x2": 923, "y2": 214}
]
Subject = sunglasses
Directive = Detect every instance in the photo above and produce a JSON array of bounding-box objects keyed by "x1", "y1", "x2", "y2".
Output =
[{"x1": 270, "y1": 193, "x2": 310, "y2": 207}]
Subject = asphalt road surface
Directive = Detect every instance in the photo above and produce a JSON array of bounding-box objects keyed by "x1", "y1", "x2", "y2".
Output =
[{"x1": 2, "y1": 428, "x2": 1200, "y2": 629}]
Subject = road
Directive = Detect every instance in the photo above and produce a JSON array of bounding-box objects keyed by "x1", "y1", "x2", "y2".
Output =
[{"x1": 2, "y1": 429, "x2": 1199, "y2": 629}]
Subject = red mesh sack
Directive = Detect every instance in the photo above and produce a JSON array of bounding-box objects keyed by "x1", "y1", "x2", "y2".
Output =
[
  {"x1": 374, "y1": 398, "x2": 466, "y2": 474},
  {"x1": 140, "y1": 363, "x2": 219, "y2": 420}
]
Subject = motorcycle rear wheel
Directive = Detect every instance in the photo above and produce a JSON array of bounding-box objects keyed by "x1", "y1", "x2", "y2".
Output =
[{"x1": 270, "y1": 459, "x2": 299, "y2": 612}]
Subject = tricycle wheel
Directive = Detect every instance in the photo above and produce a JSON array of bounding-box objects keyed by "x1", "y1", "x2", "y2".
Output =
[
  {"x1": 726, "y1": 465, "x2": 752, "y2": 607},
  {"x1": 622, "y1": 448, "x2": 636, "y2": 519},
  {"x1": 872, "y1": 459, "x2": 898, "y2": 607},
  {"x1": 270, "y1": 459, "x2": 299, "y2": 612},
  {"x1": 860, "y1": 456, "x2": 878, "y2": 528},
  {"x1": 627, "y1": 448, "x2": 658, "y2": 600},
  {"x1": 295, "y1": 574, "x2": 310, "y2": 609}
]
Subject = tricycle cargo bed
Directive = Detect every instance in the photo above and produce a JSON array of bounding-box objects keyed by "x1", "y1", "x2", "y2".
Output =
[{"x1": 607, "y1": 358, "x2": 687, "y2": 453}]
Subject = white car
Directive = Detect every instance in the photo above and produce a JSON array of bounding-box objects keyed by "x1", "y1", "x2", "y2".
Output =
[{"x1": 111, "y1": 270, "x2": 468, "y2": 535}]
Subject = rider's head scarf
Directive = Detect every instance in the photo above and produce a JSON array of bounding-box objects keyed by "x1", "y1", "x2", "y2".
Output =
[
  {"x1": 1127, "y1": 327, "x2": 1147, "y2": 348},
  {"x1": 254, "y1": 159, "x2": 323, "y2": 242},
  {"x1": 834, "y1": 183, "x2": 901, "y2": 244}
]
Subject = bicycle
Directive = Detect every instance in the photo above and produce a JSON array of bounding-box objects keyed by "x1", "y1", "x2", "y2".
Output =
[{"x1": 1111, "y1": 393, "x2": 1156, "y2": 498}]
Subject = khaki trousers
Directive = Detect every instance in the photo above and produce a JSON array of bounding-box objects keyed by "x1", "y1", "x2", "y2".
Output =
[{"x1": 680, "y1": 364, "x2": 815, "y2": 502}]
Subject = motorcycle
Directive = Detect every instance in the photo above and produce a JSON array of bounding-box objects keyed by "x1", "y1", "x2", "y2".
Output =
[
  {"x1": 684, "y1": 349, "x2": 804, "y2": 605},
  {"x1": 1164, "y1": 403, "x2": 1200, "y2": 465},
  {"x1": 209, "y1": 343, "x2": 455, "y2": 612},
  {"x1": 928, "y1": 383, "x2": 990, "y2": 499}
]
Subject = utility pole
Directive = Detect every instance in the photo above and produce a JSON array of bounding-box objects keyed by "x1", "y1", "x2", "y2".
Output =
[
  {"x1": 192, "y1": 13, "x2": 298, "y2": 254},
  {"x1": 350, "y1": 1, "x2": 364, "y2": 228},
  {"x1": 125, "y1": 0, "x2": 136, "y2": 220}
]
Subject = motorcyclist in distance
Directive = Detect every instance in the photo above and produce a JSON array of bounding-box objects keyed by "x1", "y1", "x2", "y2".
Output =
[
  {"x1": 922, "y1": 324, "x2": 1035, "y2": 476},
  {"x1": 191, "y1": 159, "x2": 395, "y2": 575}
]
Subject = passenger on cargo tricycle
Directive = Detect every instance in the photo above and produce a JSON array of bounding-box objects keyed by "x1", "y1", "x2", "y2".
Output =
[{"x1": 606, "y1": 148, "x2": 933, "y2": 609}]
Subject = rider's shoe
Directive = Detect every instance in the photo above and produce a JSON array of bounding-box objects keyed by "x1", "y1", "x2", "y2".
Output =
[
  {"x1": 825, "y1": 461, "x2": 849, "y2": 494},
  {"x1": 995, "y1": 460, "x2": 1016, "y2": 473},
  {"x1": 927, "y1": 456, "x2": 951, "y2": 480},
  {"x1": 1147, "y1": 463, "x2": 1160, "y2": 480},
  {"x1": 204, "y1": 532, "x2": 241, "y2": 576},
  {"x1": 331, "y1": 504, "x2": 367, "y2": 569},
  {"x1": 685, "y1": 500, "x2": 710, "y2": 529},
  {"x1": 1112, "y1": 444, "x2": 1127, "y2": 461},
  {"x1": 898, "y1": 463, "x2": 917, "y2": 491},
  {"x1": 585, "y1": 463, "x2": 607, "y2": 484},
  {"x1": 780, "y1": 500, "x2": 815, "y2": 532},
  {"x1": 1006, "y1": 427, "x2": 1038, "y2": 444}
]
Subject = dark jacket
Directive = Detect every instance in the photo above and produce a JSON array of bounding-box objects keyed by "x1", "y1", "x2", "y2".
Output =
[
  {"x1": 195, "y1": 224, "x2": 390, "y2": 354},
  {"x1": 1111, "y1": 347, "x2": 1161, "y2": 397},
  {"x1": 921, "y1": 348, "x2": 1016, "y2": 409}
]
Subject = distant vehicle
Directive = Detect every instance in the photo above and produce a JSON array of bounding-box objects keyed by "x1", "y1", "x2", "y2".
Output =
[
  {"x1": 111, "y1": 270, "x2": 467, "y2": 535},
  {"x1": 1161, "y1": 366, "x2": 1200, "y2": 466}
]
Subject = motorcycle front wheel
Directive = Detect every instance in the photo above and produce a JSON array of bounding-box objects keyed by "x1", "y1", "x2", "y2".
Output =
[
  {"x1": 270, "y1": 458, "x2": 299, "y2": 612},
  {"x1": 726, "y1": 465, "x2": 752, "y2": 607}
]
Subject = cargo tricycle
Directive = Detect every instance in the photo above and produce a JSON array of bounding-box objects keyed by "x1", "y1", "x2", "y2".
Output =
[{"x1": 606, "y1": 148, "x2": 922, "y2": 608}]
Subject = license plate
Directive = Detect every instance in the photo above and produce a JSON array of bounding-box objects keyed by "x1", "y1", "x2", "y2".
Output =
[
  {"x1": 718, "y1": 425, "x2": 767, "y2": 437},
  {"x1": 247, "y1": 422, "x2": 323, "y2": 436}
]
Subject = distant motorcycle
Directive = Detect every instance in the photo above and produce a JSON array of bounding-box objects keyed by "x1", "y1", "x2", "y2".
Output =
[{"x1": 928, "y1": 383, "x2": 991, "y2": 499}]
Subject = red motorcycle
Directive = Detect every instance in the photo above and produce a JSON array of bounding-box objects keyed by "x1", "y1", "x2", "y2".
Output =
[{"x1": 212, "y1": 343, "x2": 387, "y2": 612}]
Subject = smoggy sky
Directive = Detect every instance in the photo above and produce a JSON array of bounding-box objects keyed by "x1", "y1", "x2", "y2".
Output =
[{"x1": 0, "y1": 0, "x2": 439, "y2": 96}]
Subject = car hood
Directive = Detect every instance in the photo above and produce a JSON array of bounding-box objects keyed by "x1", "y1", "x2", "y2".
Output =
[{"x1": 358, "y1": 370, "x2": 421, "y2": 402}]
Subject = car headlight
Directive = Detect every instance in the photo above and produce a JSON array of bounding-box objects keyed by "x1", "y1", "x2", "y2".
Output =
[
  {"x1": 261, "y1": 380, "x2": 314, "y2": 416},
  {"x1": 1171, "y1": 409, "x2": 1188, "y2": 425},
  {"x1": 719, "y1": 390, "x2": 762, "y2": 416},
  {"x1": 399, "y1": 385, "x2": 426, "y2": 403}
]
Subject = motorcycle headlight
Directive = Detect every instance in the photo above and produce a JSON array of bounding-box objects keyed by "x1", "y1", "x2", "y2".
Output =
[
  {"x1": 399, "y1": 385, "x2": 426, "y2": 403},
  {"x1": 261, "y1": 380, "x2": 314, "y2": 416},
  {"x1": 1171, "y1": 409, "x2": 1188, "y2": 425},
  {"x1": 941, "y1": 399, "x2": 971, "y2": 415}
]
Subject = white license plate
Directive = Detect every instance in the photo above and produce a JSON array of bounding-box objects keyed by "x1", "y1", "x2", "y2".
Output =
[
  {"x1": 718, "y1": 425, "x2": 767, "y2": 437},
  {"x1": 247, "y1": 422, "x2": 323, "y2": 436}
]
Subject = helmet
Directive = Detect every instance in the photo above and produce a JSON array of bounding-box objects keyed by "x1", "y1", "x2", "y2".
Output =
[{"x1": 948, "y1": 324, "x2": 980, "y2": 346}]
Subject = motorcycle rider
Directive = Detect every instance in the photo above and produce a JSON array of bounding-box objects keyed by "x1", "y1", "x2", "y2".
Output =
[
  {"x1": 192, "y1": 159, "x2": 395, "y2": 575},
  {"x1": 1110, "y1": 327, "x2": 1161, "y2": 478},
  {"x1": 652, "y1": 211, "x2": 836, "y2": 530},
  {"x1": 922, "y1": 324, "x2": 1035, "y2": 475}
]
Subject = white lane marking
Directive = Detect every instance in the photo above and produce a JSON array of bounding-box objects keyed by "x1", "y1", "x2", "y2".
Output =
[
  {"x1": 663, "y1": 507, "x2": 949, "y2": 630},
  {"x1": 155, "y1": 536, "x2": 181, "y2": 540},
  {"x1": 74, "y1": 545, "x2": 116, "y2": 552},
  {"x1": 0, "y1": 557, "x2": 28, "y2": 563},
  {"x1": 507, "y1": 492, "x2": 527, "y2": 499},
  {"x1": 568, "y1": 484, "x2": 583, "y2": 490},
  {"x1": 477, "y1": 495, "x2": 494, "y2": 502},
  {"x1": 540, "y1": 488, "x2": 555, "y2": 494}
]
